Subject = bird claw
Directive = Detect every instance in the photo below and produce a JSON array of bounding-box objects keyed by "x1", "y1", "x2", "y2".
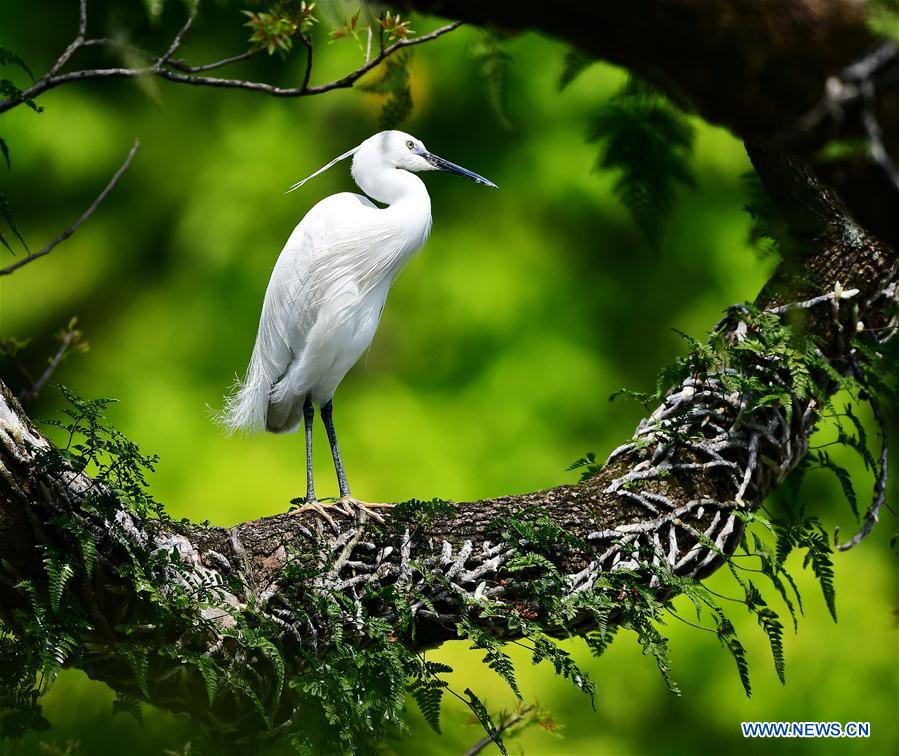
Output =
[
  {"x1": 291, "y1": 500, "x2": 340, "y2": 530},
  {"x1": 337, "y1": 496, "x2": 395, "y2": 524},
  {"x1": 290, "y1": 497, "x2": 394, "y2": 527}
]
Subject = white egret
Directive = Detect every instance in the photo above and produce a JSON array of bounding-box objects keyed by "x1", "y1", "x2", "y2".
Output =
[{"x1": 221, "y1": 130, "x2": 496, "y2": 519}]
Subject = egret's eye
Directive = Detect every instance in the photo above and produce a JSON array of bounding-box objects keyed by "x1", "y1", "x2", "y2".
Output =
[{"x1": 406, "y1": 140, "x2": 415, "y2": 150}]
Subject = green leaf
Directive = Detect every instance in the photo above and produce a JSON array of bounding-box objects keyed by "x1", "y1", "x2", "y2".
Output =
[
  {"x1": 629, "y1": 616, "x2": 680, "y2": 695},
  {"x1": 192, "y1": 655, "x2": 220, "y2": 706},
  {"x1": 253, "y1": 637, "x2": 285, "y2": 696},
  {"x1": 799, "y1": 519, "x2": 837, "y2": 621},
  {"x1": 0, "y1": 79, "x2": 42, "y2": 113},
  {"x1": 123, "y1": 646, "x2": 150, "y2": 698}
]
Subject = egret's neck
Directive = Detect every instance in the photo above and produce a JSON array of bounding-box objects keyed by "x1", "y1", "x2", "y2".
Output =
[{"x1": 352, "y1": 160, "x2": 429, "y2": 207}]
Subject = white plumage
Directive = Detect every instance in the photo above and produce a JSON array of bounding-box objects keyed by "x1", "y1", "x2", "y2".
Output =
[{"x1": 221, "y1": 130, "x2": 495, "y2": 509}]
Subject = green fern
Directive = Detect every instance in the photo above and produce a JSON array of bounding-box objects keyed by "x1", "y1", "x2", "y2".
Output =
[
  {"x1": 42, "y1": 554, "x2": 74, "y2": 613},
  {"x1": 714, "y1": 614, "x2": 751, "y2": 697},
  {"x1": 360, "y1": 53, "x2": 412, "y2": 130},
  {"x1": 815, "y1": 451, "x2": 859, "y2": 521},
  {"x1": 471, "y1": 32, "x2": 513, "y2": 130},
  {"x1": 588, "y1": 77, "x2": 695, "y2": 245},
  {"x1": 628, "y1": 615, "x2": 681, "y2": 695},
  {"x1": 463, "y1": 688, "x2": 507, "y2": 755},
  {"x1": 409, "y1": 676, "x2": 446, "y2": 733},
  {"x1": 122, "y1": 646, "x2": 150, "y2": 699},
  {"x1": 558, "y1": 49, "x2": 594, "y2": 91},
  {"x1": 112, "y1": 692, "x2": 143, "y2": 724},
  {"x1": 193, "y1": 655, "x2": 221, "y2": 706},
  {"x1": 799, "y1": 519, "x2": 838, "y2": 621}
]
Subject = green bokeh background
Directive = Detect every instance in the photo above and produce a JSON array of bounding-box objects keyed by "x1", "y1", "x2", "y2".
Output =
[{"x1": 1, "y1": 3, "x2": 896, "y2": 754}]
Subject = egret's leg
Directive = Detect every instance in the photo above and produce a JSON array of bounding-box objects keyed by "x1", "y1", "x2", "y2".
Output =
[
  {"x1": 293, "y1": 395, "x2": 340, "y2": 528},
  {"x1": 321, "y1": 399, "x2": 350, "y2": 498},
  {"x1": 321, "y1": 399, "x2": 394, "y2": 522},
  {"x1": 303, "y1": 393, "x2": 316, "y2": 503}
]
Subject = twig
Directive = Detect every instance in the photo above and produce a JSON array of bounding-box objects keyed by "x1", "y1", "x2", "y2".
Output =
[
  {"x1": 156, "y1": 1, "x2": 199, "y2": 70},
  {"x1": 778, "y1": 41, "x2": 899, "y2": 142},
  {"x1": 301, "y1": 34, "x2": 314, "y2": 92},
  {"x1": 463, "y1": 704, "x2": 534, "y2": 756},
  {"x1": 169, "y1": 49, "x2": 260, "y2": 73},
  {"x1": 0, "y1": 139, "x2": 140, "y2": 276},
  {"x1": 19, "y1": 323, "x2": 82, "y2": 403}
]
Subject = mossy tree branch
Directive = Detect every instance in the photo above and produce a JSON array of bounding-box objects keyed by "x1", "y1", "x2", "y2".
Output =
[{"x1": 0, "y1": 151, "x2": 895, "y2": 745}]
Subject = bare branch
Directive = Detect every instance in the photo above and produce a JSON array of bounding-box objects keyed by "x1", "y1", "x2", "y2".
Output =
[
  {"x1": 168, "y1": 49, "x2": 261, "y2": 74},
  {"x1": 0, "y1": 20, "x2": 462, "y2": 116},
  {"x1": 0, "y1": 140, "x2": 140, "y2": 276}
]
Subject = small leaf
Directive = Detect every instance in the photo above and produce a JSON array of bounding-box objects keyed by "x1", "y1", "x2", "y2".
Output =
[
  {"x1": 0, "y1": 190, "x2": 27, "y2": 252},
  {"x1": 0, "y1": 46, "x2": 34, "y2": 79}
]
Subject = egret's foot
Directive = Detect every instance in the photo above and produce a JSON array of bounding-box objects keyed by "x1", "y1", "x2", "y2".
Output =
[
  {"x1": 337, "y1": 496, "x2": 395, "y2": 523},
  {"x1": 291, "y1": 499, "x2": 343, "y2": 530}
]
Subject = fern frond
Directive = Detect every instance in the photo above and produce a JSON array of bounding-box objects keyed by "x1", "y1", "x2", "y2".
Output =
[
  {"x1": 588, "y1": 77, "x2": 695, "y2": 246},
  {"x1": 558, "y1": 49, "x2": 594, "y2": 91},
  {"x1": 471, "y1": 32, "x2": 514, "y2": 130}
]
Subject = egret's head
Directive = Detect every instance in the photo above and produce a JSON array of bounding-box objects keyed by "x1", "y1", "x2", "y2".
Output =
[
  {"x1": 359, "y1": 130, "x2": 497, "y2": 187},
  {"x1": 286, "y1": 130, "x2": 496, "y2": 195}
]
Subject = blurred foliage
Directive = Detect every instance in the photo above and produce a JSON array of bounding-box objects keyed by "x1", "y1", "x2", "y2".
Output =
[{"x1": 0, "y1": 0, "x2": 896, "y2": 754}]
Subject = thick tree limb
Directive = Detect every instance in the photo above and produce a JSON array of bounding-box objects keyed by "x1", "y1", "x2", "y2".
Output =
[{"x1": 0, "y1": 153, "x2": 896, "y2": 738}]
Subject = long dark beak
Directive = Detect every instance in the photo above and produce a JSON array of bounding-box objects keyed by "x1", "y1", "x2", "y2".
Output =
[{"x1": 425, "y1": 152, "x2": 498, "y2": 188}]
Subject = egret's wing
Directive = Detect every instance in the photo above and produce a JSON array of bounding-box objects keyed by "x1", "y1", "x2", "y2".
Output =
[
  {"x1": 255, "y1": 192, "x2": 387, "y2": 384},
  {"x1": 221, "y1": 191, "x2": 417, "y2": 434}
]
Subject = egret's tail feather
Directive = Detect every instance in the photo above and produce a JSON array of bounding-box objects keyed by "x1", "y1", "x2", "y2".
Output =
[{"x1": 218, "y1": 361, "x2": 271, "y2": 436}]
